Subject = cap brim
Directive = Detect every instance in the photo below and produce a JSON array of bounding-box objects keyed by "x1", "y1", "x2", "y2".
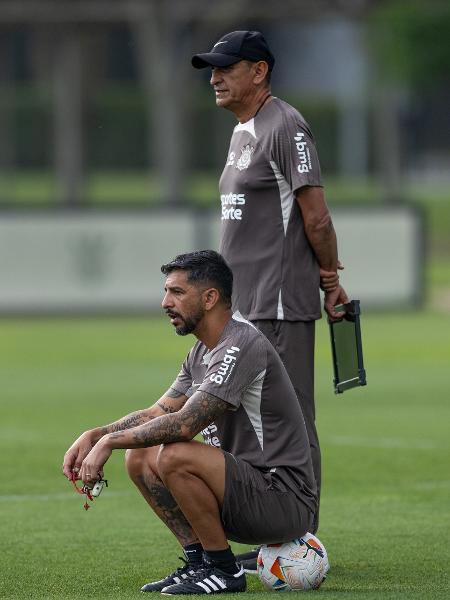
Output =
[{"x1": 191, "y1": 53, "x2": 241, "y2": 69}]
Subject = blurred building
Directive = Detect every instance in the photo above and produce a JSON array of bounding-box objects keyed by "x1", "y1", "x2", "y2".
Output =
[
  {"x1": 1, "y1": 1, "x2": 448, "y2": 313},
  {"x1": 0, "y1": 0, "x2": 448, "y2": 206}
]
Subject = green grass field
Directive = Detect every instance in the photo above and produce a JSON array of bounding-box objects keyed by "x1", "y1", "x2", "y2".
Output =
[{"x1": 1, "y1": 311, "x2": 449, "y2": 599}]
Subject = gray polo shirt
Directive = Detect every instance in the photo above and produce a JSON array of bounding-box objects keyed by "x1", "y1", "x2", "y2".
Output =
[
  {"x1": 219, "y1": 97, "x2": 322, "y2": 322},
  {"x1": 170, "y1": 312, "x2": 317, "y2": 512}
]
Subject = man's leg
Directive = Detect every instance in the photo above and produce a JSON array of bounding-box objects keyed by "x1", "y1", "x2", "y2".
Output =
[
  {"x1": 156, "y1": 441, "x2": 246, "y2": 595},
  {"x1": 126, "y1": 442, "x2": 245, "y2": 595},
  {"x1": 126, "y1": 446, "x2": 203, "y2": 592},
  {"x1": 126, "y1": 446, "x2": 198, "y2": 546},
  {"x1": 252, "y1": 319, "x2": 320, "y2": 532},
  {"x1": 156, "y1": 441, "x2": 227, "y2": 549}
]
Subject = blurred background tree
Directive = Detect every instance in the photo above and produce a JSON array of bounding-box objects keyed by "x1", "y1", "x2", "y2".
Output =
[
  {"x1": 368, "y1": 1, "x2": 450, "y2": 202},
  {"x1": 0, "y1": 0, "x2": 448, "y2": 207},
  {"x1": 372, "y1": 0, "x2": 450, "y2": 88},
  {"x1": 0, "y1": 0, "x2": 448, "y2": 309}
]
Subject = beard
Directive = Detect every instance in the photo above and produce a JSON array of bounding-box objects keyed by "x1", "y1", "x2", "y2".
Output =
[{"x1": 168, "y1": 307, "x2": 205, "y2": 336}]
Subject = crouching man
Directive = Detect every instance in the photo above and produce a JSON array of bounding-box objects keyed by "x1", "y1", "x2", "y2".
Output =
[{"x1": 62, "y1": 250, "x2": 317, "y2": 595}]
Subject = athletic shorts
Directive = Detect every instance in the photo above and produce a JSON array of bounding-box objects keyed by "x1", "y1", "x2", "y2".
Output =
[
  {"x1": 221, "y1": 451, "x2": 314, "y2": 545},
  {"x1": 251, "y1": 319, "x2": 321, "y2": 535}
]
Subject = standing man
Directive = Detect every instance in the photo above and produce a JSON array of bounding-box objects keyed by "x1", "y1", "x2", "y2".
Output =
[
  {"x1": 63, "y1": 250, "x2": 318, "y2": 595},
  {"x1": 192, "y1": 31, "x2": 349, "y2": 564}
]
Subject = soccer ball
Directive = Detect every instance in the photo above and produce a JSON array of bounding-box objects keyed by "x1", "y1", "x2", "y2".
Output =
[{"x1": 257, "y1": 533, "x2": 329, "y2": 591}]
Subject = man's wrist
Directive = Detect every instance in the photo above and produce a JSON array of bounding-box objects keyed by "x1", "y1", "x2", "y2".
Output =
[
  {"x1": 97, "y1": 433, "x2": 113, "y2": 449},
  {"x1": 320, "y1": 268, "x2": 339, "y2": 292},
  {"x1": 100, "y1": 431, "x2": 128, "y2": 450},
  {"x1": 89, "y1": 427, "x2": 108, "y2": 444}
]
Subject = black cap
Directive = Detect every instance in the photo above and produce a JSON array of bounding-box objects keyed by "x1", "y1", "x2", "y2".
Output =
[{"x1": 192, "y1": 30, "x2": 275, "y2": 71}]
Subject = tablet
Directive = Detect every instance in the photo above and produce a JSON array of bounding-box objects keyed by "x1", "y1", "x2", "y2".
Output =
[{"x1": 329, "y1": 300, "x2": 367, "y2": 394}]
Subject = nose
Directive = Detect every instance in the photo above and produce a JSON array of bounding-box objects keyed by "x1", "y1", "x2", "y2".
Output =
[
  {"x1": 210, "y1": 67, "x2": 222, "y2": 86},
  {"x1": 161, "y1": 291, "x2": 172, "y2": 309}
]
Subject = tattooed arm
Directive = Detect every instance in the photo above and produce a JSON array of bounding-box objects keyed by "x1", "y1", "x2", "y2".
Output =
[
  {"x1": 106, "y1": 391, "x2": 229, "y2": 448},
  {"x1": 77, "y1": 391, "x2": 229, "y2": 483},
  {"x1": 62, "y1": 388, "x2": 187, "y2": 479},
  {"x1": 99, "y1": 387, "x2": 188, "y2": 435}
]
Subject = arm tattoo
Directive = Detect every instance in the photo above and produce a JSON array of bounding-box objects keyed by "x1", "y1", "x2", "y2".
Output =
[
  {"x1": 157, "y1": 401, "x2": 177, "y2": 414},
  {"x1": 103, "y1": 410, "x2": 150, "y2": 434},
  {"x1": 138, "y1": 473, "x2": 196, "y2": 546},
  {"x1": 110, "y1": 391, "x2": 228, "y2": 447}
]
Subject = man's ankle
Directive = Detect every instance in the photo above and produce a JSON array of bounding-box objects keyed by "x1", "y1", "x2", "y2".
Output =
[
  {"x1": 183, "y1": 542, "x2": 204, "y2": 566},
  {"x1": 203, "y1": 547, "x2": 240, "y2": 575}
]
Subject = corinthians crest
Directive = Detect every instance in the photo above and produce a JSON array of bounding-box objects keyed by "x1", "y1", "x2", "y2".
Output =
[{"x1": 236, "y1": 144, "x2": 255, "y2": 171}]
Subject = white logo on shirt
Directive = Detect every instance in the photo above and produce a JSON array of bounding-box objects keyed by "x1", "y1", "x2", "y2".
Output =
[
  {"x1": 221, "y1": 192, "x2": 245, "y2": 221},
  {"x1": 209, "y1": 346, "x2": 240, "y2": 385},
  {"x1": 236, "y1": 144, "x2": 254, "y2": 171},
  {"x1": 226, "y1": 151, "x2": 235, "y2": 166},
  {"x1": 202, "y1": 423, "x2": 221, "y2": 447},
  {"x1": 294, "y1": 132, "x2": 312, "y2": 173}
]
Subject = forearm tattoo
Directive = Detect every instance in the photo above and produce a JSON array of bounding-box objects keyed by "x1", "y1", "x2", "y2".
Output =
[
  {"x1": 157, "y1": 401, "x2": 177, "y2": 414},
  {"x1": 138, "y1": 473, "x2": 195, "y2": 546},
  {"x1": 110, "y1": 391, "x2": 228, "y2": 447},
  {"x1": 157, "y1": 388, "x2": 186, "y2": 414},
  {"x1": 103, "y1": 410, "x2": 150, "y2": 435}
]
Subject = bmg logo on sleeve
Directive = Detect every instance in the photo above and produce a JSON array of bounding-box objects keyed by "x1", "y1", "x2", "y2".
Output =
[
  {"x1": 294, "y1": 132, "x2": 312, "y2": 173},
  {"x1": 209, "y1": 346, "x2": 240, "y2": 385}
]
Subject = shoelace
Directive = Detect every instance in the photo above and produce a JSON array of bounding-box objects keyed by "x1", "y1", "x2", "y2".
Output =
[
  {"x1": 172, "y1": 557, "x2": 188, "y2": 574},
  {"x1": 168, "y1": 557, "x2": 201, "y2": 578},
  {"x1": 188, "y1": 565, "x2": 223, "y2": 583}
]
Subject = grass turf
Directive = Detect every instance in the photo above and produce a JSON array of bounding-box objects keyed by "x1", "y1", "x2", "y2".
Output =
[{"x1": 1, "y1": 311, "x2": 449, "y2": 599}]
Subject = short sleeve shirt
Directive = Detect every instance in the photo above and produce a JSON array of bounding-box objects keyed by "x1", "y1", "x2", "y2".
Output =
[
  {"x1": 170, "y1": 312, "x2": 317, "y2": 512},
  {"x1": 219, "y1": 97, "x2": 322, "y2": 322}
]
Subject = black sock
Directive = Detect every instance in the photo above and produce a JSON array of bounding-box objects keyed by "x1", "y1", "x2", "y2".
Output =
[
  {"x1": 203, "y1": 547, "x2": 239, "y2": 574},
  {"x1": 183, "y1": 543, "x2": 204, "y2": 566}
]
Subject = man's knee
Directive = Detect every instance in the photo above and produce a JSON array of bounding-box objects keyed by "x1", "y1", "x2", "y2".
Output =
[
  {"x1": 125, "y1": 447, "x2": 159, "y2": 482},
  {"x1": 157, "y1": 442, "x2": 191, "y2": 479},
  {"x1": 125, "y1": 448, "x2": 144, "y2": 479}
]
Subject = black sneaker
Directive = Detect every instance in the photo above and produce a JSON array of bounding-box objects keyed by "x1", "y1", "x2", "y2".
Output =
[
  {"x1": 234, "y1": 547, "x2": 260, "y2": 575},
  {"x1": 140, "y1": 557, "x2": 201, "y2": 593},
  {"x1": 161, "y1": 563, "x2": 246, "y2": 595}
]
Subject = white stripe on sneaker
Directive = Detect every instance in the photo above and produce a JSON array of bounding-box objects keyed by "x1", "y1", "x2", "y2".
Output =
[
  {"x1": 203, "y1": 578, "x2": 219, "y2": 591},
  {"x1": 234, "y1": 566, "x2": 245, "y2": 577},
  {"x1": 173, "y1": 576, "x2": 181, "y2": 584},
  {"x1": 195, "y1": 581, "x2": 212, "y2": 593},
  {"x1": 210, "y1": 574, "x2": 227, "y2": 589}
]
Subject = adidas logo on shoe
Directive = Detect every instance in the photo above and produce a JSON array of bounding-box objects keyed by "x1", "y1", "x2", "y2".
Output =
[{"x1": 161, "y1": 564, "x2": 246, "y2": 595}]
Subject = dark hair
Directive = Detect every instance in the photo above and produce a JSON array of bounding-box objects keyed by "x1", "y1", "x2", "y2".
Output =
[{"x1": 161, "y1": 250, "x2": 233, "y2": 307}]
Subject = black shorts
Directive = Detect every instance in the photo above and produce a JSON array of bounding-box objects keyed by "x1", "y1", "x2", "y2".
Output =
[{"x1": 221, "y1": 452, "x2": 314, "y2": 545}]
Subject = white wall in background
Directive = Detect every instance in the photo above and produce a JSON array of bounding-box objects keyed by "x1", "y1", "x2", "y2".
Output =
[{"x1": 0, "y1": 206, "x2": 423, "y2": 313}]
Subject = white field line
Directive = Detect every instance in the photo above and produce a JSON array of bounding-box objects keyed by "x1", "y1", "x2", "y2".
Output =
[
  {"x1": 0, "y1": 490, "x2": 134, "y2": 503},
  {"x1": 411, "y1": 480, "x2": 450, "y2": 490},
  {"x1": 324, "y1": 435, "x2": 444, "y2": 450}
]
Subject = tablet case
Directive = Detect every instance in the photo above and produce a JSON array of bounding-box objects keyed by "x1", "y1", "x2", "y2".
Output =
[{"x1": 329, "y1": 299, "x2": 367, "y2": 394}]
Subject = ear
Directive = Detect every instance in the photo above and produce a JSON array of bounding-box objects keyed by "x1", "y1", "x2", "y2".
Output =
[
  {"x1": 203, "y1": 287, "x2": 220, "y2": 311},
  {"x1": 253, "y1": 61, "x2": 269, "y2": 85}
]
